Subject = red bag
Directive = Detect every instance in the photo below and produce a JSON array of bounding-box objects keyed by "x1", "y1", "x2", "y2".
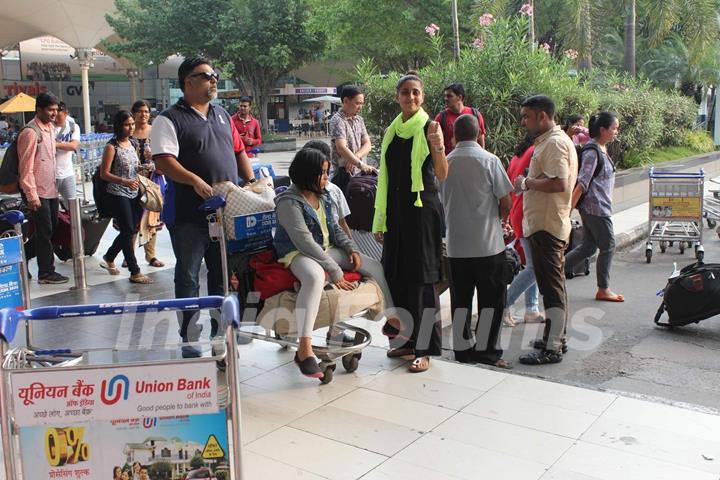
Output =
[{"x1": 250, "y1": 251, "x2": 362, "y2": 300}]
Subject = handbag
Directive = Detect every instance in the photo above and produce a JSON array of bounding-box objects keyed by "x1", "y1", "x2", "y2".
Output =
[
  {"x1": 137, "y1": 175, "x2": 163, "y2": 212},
  {"x1": 503, "y1": 241, "x2": 523, "y2": 284},
  {"x1": 212, "y1": 177, "x2": 276, "y2": 240}
]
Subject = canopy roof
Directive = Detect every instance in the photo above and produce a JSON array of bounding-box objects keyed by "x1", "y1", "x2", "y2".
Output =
[
  {"x1": 0, "y1": 93, "x2": 36, "y2": 113},
  {"x1": 1, "y1": 0, "x2": 117, "y2": 49}
]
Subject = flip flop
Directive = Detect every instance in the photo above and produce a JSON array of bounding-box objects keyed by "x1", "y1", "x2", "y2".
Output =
[
  {"x1": 100, "y1": 260, "x2": 120, "y2": 275},
  {"x1": 129, "y1": 274, "x2": 154, "y2": 284},
  {"x1": 408, "y1": 356, "x2": 430, "y2": 373},
  {"x1": 148, "y1": 258, "x2": 165, "y2": 267},
  {"x1": 595, "y1": 293, "x2": 625, "y2": 302}
]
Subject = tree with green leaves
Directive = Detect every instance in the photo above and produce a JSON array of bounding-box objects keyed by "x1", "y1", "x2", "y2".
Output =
[
  {"x1": 106, "y1": 0, "x2": 324, "y2": 128},
  {"x1": 308, "y1": 0, "x2": 475, "y2": 72}
]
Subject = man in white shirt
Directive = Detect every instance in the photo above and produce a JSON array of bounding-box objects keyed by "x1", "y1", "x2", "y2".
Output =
[
  {"x1": 54, "y1": 102, "x2": 80, "y2": 207},
  {"x1": 441, "y1": 114, "x2": 513, "y2": 369}
]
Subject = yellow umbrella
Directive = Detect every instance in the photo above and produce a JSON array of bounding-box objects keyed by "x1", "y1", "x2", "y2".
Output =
[
  {"x1": 0, "y1": 92, "x2": 36, "y2": 114},
  {"x1": 0, "y1": 92, "x2": 37, "y2": 125}
]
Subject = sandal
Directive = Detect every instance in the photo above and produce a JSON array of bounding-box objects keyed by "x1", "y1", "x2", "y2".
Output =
[
  {"x1": 524, "y1": 312, "x2": 545, "y2": 324},
  {"x1": 294, "y1": 352, "x2": 324, "y2": 379},
  {"x1": 502, "y1": 311, "x2": 516, "y2": 327},
  {"x1": 386, "y1": 347, "x2": 414, "y2": 359},
  {"x1": 493, "y1": 359, "x2": 514, "y2": 370},
  {"x1": 148, "y1": 258, "x2": 165, "y2": 267},
  {"x1": 129, "y1": 274, "x2": 154, "y2": 284},
  {"x1": 408, "y1": 356, "x2": 430, "y2": 373},
  {"x1": 595, "y1": 292, "x2": 625, "y2": 302},
  {"x1": 100, "y1": 259, "x2": 120, "y2": 275}
]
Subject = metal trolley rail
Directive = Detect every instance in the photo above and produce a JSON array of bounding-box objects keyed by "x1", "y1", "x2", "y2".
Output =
[
  {"x1": 703, "y1": 178, "x2": 720, "y2": 238},
  {"x1": 201, "y1": 195, "x2": 373, "y2": 385},
  {"x1": 645, "y1": 168, "x2": 706, "y2": 263},
  {"x1": 0, "y1": 296, "x2": 246, "y2": 480}
]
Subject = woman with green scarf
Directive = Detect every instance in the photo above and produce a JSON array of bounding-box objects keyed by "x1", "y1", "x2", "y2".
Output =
[{"x1": 373, "y1": 71, "x2": 448, "y2": 373}]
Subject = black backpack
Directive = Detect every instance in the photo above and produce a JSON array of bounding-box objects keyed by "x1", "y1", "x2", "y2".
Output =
[
  {"x1": 0, "y1": 124, "x2": 43, "y2": 194},
  {"x1": 575, "y1": 143, "x2": 615, "y2": 207},
  {"x1": 345, "y1": 171, "x2": 378, "y2": 232}
]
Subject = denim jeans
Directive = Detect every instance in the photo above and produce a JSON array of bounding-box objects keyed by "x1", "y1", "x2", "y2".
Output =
[
  {"x1": 168, "y1": 222, "x2": 223, "y2": 342},
  {"x1": 31, "y1": 198, "x2": 59, "y2": 276},
  {"x1": 565, "y1": 212, "x2": 615, "y2": 289},
  {"x1": 104, "y1": 194, "x2": 141, "y2": 276},
  {"x1": 506, "y1": 237, "x2": 539, "y2": 314}
]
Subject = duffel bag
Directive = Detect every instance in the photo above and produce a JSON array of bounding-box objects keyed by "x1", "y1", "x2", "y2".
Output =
[{"x1": 654, "y1": 261, "x2": 720, "y2": 327}]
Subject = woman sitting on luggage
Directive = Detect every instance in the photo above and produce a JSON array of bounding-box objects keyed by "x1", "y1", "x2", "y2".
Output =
[
  {"x1": 98, "y1": 110, "x2": 153, "y2": 284},
  {"x1": 566, "y1": 111, "x2": 623, "y2": 302},
  {"x1": 274, "y1": 148, "x2": 393, "y2": 379}
]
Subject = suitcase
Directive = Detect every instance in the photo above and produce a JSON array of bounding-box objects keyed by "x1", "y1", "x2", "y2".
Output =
[
  {"x1": 566, "y1": 219, "x2": 590, "y2": 279},
  {"x1": 52, "y1": 204, "x2": 111, "y2": 261},
  {"x1": 345, "y1": 172, "x2": 377, "y2": 232},
  {"x1": 655, "y1": 262, "x2": 720, "y2": 327}
]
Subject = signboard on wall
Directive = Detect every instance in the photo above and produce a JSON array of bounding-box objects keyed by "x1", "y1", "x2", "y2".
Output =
[{"x1": 19, "y1": 37, "x2": 127, "y2": 81}]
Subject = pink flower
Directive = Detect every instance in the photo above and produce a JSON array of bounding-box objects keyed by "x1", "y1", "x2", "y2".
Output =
[
  {"x1": 540, "y1": 42, "x2": 551, "y2": 53},
  {"x1": 472, "y1": 38, "x2": 485, "y2": 49},
  {"x1": 478, "y1": 13, "x2": 495, "y2": 26},
  {"x1": 519, "y1": 3, "x2": 534, "y2": 16},
  {"x1": 564, "y1": 49, "x2": 578, "y2": 60},
  {"x1": 425, "y1": 23, "x2": 440, "y2": 36}
]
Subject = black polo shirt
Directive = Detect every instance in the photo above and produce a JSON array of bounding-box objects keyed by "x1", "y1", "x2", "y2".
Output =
[{"x1": 151, "y1": 98, "x2": 239, "y2": 225}]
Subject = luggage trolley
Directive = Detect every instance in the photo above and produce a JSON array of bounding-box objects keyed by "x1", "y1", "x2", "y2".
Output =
[
  {"x1": 703, "y1": 177, "x2": 720, "y2": 238},
  {"x1": 645, "y1": 168, "x2": 706, "y2": 263},
  {"x1": 201, "y1": 196, "x2": 374, "y2": 384},
  {"x1": 0, "y1": 295, "x2": 246, "y2": 480}
]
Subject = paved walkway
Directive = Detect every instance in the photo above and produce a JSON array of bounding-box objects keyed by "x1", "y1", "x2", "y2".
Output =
[{"x1": 7, "y1": 141, "x2": 720, "y2": 479}]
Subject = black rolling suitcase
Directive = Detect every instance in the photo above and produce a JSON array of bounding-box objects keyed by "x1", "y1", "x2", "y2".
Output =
[
  {"x1": 565, "y1": 219, "x2": 590, "y2": 279},
  {"x1": 52, "y1": 204, "x2": 111, "y2": 261},
  {"x1": 655, "y1": 262, "x2": 720, "y2": 327}
]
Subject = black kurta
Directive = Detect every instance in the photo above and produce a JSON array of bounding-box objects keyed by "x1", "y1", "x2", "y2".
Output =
[{"x1": 381, "y1": 122, "x2": 443, "y2": 357}]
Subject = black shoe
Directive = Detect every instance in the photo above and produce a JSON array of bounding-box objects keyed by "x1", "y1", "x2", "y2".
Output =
[
  {"x1": 519, "y1": 349, "x2": 563, "y2": 365},
  {"x1": 531, "y1": 339, "x2": 568, "y2": 354},
  {"x1": 38, "y1": 272, "x2": 69, "y2": 284},
  {"x1": 294, "y1": 352, "x2": 324, "y2": 379}
]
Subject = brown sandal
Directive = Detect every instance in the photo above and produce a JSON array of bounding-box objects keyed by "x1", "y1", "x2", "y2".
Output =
[
  {"x1": 148, "y1": 258, "x2": 165, "y2": 267},
  {"x1": 386, "y1": 347, "x2": 414, "y2": 359},
  {"x1": 129, "y1": 274, "x2": 154, "y2": 284},
  {"x1": 409, "y1": 356, "x2": 430, "y2": 373}
]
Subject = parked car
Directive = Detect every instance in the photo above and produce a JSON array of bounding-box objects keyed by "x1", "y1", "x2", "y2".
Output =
[{"x1": 183, "y1": 468, "x2": 217, "y2": 480}]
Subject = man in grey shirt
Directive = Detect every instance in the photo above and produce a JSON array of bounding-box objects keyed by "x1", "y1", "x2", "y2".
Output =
[{"x1": 441, "y1": 114, "x2": 513, "y2": 368}]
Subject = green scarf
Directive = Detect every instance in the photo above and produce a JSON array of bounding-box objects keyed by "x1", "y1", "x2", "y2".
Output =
[{"x1": 372, "y1": 108, "x2": 430, "y2": 233}]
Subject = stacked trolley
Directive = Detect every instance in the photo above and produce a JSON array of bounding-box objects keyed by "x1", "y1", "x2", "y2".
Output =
[
  {"x1": 0, "y1": 296, "x2": 246, "y2": 479},
  {"x1": 645, "y1": 167, "x2": 705, "y2": 263},
  {"x1": 201, "y1": 192, "x2": 375, "y2": 385}
]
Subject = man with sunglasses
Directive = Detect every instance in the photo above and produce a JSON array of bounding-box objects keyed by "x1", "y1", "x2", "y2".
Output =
[
  {"x1": 435, "y1": 83, "x2": 487, "y2": 154},
  {"x1": 152, "y1": 57, "x2": 254, "y2": 358}
]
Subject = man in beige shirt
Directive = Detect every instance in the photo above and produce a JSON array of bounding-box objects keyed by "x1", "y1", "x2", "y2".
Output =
[{"x1": 513, "y1": 95, "x2": 577, "y2": 365}]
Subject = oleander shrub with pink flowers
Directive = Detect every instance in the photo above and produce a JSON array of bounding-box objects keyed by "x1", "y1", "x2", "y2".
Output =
[{"x1": 357, "y1": 17, "x2": 705, "y2": 168}]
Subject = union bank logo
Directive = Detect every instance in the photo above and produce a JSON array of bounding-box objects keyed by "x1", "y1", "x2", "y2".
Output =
[
  {"x1": 143, "y1": 418, "x2": 158, "y2": 429},
  {"x1": 101, "y1": 374, "x2": 130, "y2": 405}
]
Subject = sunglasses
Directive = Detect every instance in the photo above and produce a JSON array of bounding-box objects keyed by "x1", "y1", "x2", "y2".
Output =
[{"x1": 189, "y1": 71, "x2": 220, "y2": 82}]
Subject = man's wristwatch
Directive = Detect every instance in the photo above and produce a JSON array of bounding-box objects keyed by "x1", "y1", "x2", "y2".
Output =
[
  {"x1": 521, "y1": 177, "x2": 529, "y2": 191},
  {"x1": 434, "y1": 145, "x2": 445, "y2": 153}
]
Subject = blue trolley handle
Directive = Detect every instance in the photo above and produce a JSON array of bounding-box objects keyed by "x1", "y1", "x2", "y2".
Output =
[
  {"x1": 648, "y1": 167, "x2": 705, "y2": 179},
  {"x1": 0, "y1": 296, "x2": 240, "y2": 344}
]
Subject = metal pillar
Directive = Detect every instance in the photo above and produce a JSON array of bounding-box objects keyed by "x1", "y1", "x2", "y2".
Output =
[
  {"x1": 451, "y1": 0, "x2": 460, "y2": 62},
  {"x1": 0, "y1": 50, "x2": 6, "y2": 100},
  {"x1": 75, "y1": 48, "x2": 94, "y2": 134},
  {"x1": 127, "y1": 68, "x2": 139, "y2": 103},
  {"x1": 68, "y1": 198, "x2": 87, "y2": 290}
]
